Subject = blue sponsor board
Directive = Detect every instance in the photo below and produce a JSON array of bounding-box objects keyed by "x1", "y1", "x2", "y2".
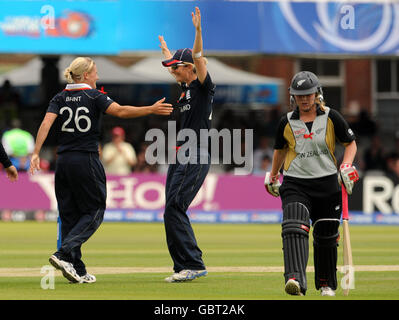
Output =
[
  {"x1": 103, "y1": 210, "x2": 399, "y2": 225},
  {"x1": 214, "y1": 84, "x2": 280, "y2": 105},
  {"x1": 262, "y1": 1, "x2": 399, "y2": 55},
  {"x1": 0, "y1": 210, "x2": 398, "y2": 225},
  {"x1": 349, "y1": 211, "x2": 399, "y2": 225},
  {"x1": 120, "y1": 0, "x2": 399, "y2": 55},
  {"x1": 1, "y1": 1, "x2": 398, "y2": 55},
  {"x1": 0, "y1": 0, "x2": 119, "y2": 54},
  {"x1": 103, "y1": 210, "x2": 283, "y2": 224}
]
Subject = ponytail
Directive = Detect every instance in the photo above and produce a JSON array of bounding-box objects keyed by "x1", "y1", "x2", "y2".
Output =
[{"x1": 63, "y1": 57, "x2": 95, "y2": 83}]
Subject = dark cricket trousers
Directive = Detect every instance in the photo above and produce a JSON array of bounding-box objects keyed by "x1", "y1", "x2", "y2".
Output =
[
  {"x1": 280, "y1": 175, "x2": 342, "y2": 292},
  {"x1": 164, "y1": 148, "x2": 210, "y2": 273},
  {"x1": 54, "y1": 151, "x2": 106, "y2": 276}
]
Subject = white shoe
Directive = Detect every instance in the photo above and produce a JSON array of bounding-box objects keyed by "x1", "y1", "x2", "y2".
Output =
[
  {"x1": 165, "y1": 269, "x2": 208, "y2": 283},
  {"x1": 285, "y1": 279, "x2": 304, "y2": 296},
  {"x1": 320, "y1": 286, "x2": 336, "y2": 296},
  {"x1": 49, "y1": 255, "x2": 81, "y2": 283},
  {"x1": 165, "y1": 273, "x2": 179, "y2": 283},
  {"x1": 79, "y1": 273, "x2": 96, "y2": 283}
]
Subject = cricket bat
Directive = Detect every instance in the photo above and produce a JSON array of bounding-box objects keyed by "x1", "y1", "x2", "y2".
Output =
[{"x1": 342, "y1": 186, "x2": 353, "y2": 296}]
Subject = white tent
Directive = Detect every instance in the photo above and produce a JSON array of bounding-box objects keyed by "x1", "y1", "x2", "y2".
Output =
[
  {"x1": 128, "y1": 56, "x2": 284, "y2": 86},
  {"x1": 0, "y1": 55, "x2": 284, "y2": 87},
  {"x1": 0, "y1": 56, "x2": 149, "y2": 86},
  {"x1": 127, "y1": 56, "x2": 175, "y2": 83},
  {"x1": 0, "y1": 55, "x2": 284, "y2": 104},
  {"x1": 128, "y1": 56, "x2": 284, "y2": 104}
]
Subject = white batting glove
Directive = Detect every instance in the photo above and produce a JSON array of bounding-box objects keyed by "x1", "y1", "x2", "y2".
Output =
[
  {"x1": 338, "y1": 163, "x2": 359, "y2": 195},
  {"x1": 264, "y1": 172, "x2": 281, "y2": 197}
]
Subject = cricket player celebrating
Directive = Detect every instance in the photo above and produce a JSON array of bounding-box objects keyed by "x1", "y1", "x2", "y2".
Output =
[
  {"x1": 158, "y1": 7, "x2": 215, "y2": 282},
  {"x1": 29, "y1": 57, "x2": 172, "y2": 284},
  {"x1": 265, "y1": 71, "x2": 359, "y2": 296}
]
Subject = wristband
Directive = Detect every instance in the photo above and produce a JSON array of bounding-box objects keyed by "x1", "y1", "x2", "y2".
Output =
[{"x1": 194, "y1": 51, "x2": 202, "y2": 59}]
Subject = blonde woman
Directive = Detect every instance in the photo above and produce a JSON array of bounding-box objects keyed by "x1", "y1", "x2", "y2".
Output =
[
  {"x1": 29, "y1": 57, "x2": 172, "y2": 284},
  {"x1": 265, "y1": 71, "x2": 358, "y2": 296},
  {"x1": 158, "y1": 7, "x2": 215, "y2": 283}
]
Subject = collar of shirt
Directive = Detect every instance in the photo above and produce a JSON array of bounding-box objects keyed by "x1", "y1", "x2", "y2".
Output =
[
  {"x1": 181, "y1": 77, "x2": 200, "y2": 90},
  {"x1": 65, "y1": 83, "x2": 92, "y2": 91},
  {"x1": 290, "y1": 103, "x2": 325, "y2": 120}
]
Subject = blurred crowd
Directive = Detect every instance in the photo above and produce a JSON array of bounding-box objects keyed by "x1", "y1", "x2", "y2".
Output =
[{"x1": 1, "y1": 78, "x2": 399, "y2": 182}]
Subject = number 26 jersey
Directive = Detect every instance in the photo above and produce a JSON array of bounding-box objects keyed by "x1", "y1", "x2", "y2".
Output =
[{"x1": 47, "y1": 83, "x2": 114, "y2": 154}]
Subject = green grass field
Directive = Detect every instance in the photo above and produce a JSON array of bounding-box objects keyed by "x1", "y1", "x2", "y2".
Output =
[{"x1": 0, "y1": 222, "x2": 398, "y2": 300}]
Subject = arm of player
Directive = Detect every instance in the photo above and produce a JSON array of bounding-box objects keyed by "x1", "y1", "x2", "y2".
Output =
[
  {"x1": 105, "y1": 98, "x2": 173, "y2": 119},
  {"x1": 0, "y1": 141, "x2": 18, "y2": 182},
  {"x1": 30, "y1": 112, "x2": 58, "y2": 175},
  {"x1": 191, "y1": 7, "x2": 207, "y2": 84},
  {"x1": 342, "y1": 140, "x2": 357, "y2": 165},
  {"x1": 158, "y1": 35, "x2": 173, "y2": 60},
  {"x1": 338, "y1": 140, "x2": 359, "y2": 195},
  {"x1": 5, "y1": 165, "x2": 18, "y2": 182},
  {"x1": 158, "y1": 35, "x2": 174, "y2": 76},
  {"x1": 264, "y1": 148, "x2": 287, "y2": 197}
]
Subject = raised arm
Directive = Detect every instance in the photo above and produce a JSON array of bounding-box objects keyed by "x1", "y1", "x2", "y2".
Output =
[
  {"x1": 191, "y1": 7, "x2": 207, "y2": 84},
  {"x1": 158, "y1": 35, "x2": 173, "y2": 60},
  {"x1": 158, "y1": 35, "x2": 175, "y2": 77}
]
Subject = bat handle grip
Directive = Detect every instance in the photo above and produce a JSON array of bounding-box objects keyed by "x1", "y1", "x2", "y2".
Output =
[{"x1": 342, "y1": 184, "x2": 349, "y2": 220}]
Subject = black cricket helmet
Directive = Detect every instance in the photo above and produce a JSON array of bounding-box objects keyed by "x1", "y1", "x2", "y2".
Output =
[{"x1": 289, "y1": 71, "x2": 322, "y2": 96}]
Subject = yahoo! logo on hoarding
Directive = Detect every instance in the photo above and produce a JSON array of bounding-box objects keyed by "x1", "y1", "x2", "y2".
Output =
[{"x1": 279, "y1": 1, "x2": 399, "y2": 53}]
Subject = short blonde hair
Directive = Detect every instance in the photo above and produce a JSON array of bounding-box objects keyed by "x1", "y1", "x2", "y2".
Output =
[{"x1": 64, "y1": 57, "x2": 95, "y2": 83}]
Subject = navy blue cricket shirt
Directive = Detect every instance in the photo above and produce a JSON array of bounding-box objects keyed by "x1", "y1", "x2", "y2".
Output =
[
  {"x1": 47, "y1": 83, "x2": 114, "y2": 154},
  {"x1": 175, "y1": 72, "x2": 215, "y2": 147}
]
